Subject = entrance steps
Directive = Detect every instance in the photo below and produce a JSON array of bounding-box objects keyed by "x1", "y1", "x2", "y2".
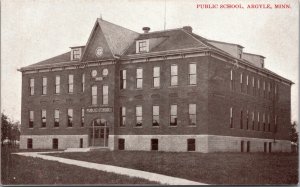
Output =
[
  {"x1": 89, "y1": 147, "x2": 110, "y2": 151},
  {"x1": 64, "y1": 148, "x2": 91, "y2": 152}
]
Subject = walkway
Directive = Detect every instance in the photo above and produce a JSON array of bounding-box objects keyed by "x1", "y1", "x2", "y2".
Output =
[{"x1": 15, "y1": 151, "x2": 206, "y2": 185}]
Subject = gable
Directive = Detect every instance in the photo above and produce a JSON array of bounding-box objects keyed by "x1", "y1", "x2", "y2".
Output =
[{"x1": 81, "y1": 24, "x2": 114, "y2": 62}]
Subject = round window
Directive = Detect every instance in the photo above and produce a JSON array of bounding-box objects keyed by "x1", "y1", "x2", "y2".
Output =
[
  {"x1": 102, "y1": 68, "x2": 108, "y2": 76},
  {"x1": 91, "y1": 70, "x2": 97, "y2": 77}
]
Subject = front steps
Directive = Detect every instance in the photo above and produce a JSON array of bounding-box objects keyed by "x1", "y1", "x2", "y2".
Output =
[{"x1": 64, "y1": 147, "x2": 109, "y2": 152}]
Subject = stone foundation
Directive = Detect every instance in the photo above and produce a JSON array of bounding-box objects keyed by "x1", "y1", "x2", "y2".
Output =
[
  {"x1": 20, "y1": 134, "x2": 291, "y2": 152},
  {"x1": 20, "y1": 135, "x2": 88, "y2": 149}
]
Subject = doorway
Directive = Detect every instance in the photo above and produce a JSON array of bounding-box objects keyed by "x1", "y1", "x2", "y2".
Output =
[{"x1": 89, "y1": 118, "x2": 109, "y2": 147}]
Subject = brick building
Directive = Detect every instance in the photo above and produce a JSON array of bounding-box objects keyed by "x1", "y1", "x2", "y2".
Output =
[{"x1": 18, "y1": 18, "x2": 293, "y2": 152}]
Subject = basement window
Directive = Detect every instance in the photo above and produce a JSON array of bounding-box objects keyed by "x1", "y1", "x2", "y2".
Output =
[{"x1": 187, "y1": 139, "x2": 195, "y2": 151}]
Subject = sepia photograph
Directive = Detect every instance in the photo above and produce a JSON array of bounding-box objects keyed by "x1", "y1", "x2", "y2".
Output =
[{"x1": 1, "y1": 0, "x2": 299, "y2": 185}]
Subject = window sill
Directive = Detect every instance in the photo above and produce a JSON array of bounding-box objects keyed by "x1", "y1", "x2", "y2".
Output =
[
  {"x1": 169, "y1": 86, "x2": 179, "y2": 88},
  {"x1": 152, "y1": 126, "x2": 160, "y2": 128},
  {"x1": 187, "y1": 125, "x2": 197, "y2": 127},
  {"x1": 134, "y1": 126, "x2": 143, "y2": 128},
  {"x1": 169, "y1": 125, "x2": 177, "y2": 128},
  {"x1": 40, "y1": 127, "x2": 47, "y2": 129},
  {"x1": 119, "y1": 126, "x2": 126, "y2": 128},
  {"x1": 187, "y1": 84, "x2": 197, "y2": 87},
  {"x1": 151, "y1": 87, "x2": 161, "y2": 90},
  {"x1": 41, "y1": 94, "x2": 47, "y2": 96}
]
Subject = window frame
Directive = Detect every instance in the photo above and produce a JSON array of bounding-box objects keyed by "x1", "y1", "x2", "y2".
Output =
[
  {"x1": 188, "y1": 104, "x2": 196, "y2": 126},
  {"x1": 152, "y1": 105, "x2": 160, "y2": 127},
  {"x1": 42, "y1": 77, "x2": 47, "y2": 95},
  {"x1": 41, "y1": 109, "x2": 46, "y2": 128},
  {"x1": 102, "y1": 85, "x2": 108, "y2": 105},
  {"x1": 136, "y1": 106, "x2": 143, "y2": 127},
  {"x1": 91, "y1": 85, "x2": 97, "y2": 105},
  {"x1": 68, "y1": 74, "x2": 74, "y2": 93},
  {"x1": 120, "y1": 70, "x2": 127, "y2": 90},
  {"x1": 54, "y1": 109, "x2": 59, "y2": 127},
  {"x1": 136, "y1": 68, "x2": 143, "y2": 89},
  {"x1": 81, "y1": 108, "x2": 85, "y2": 127},
  {"x1": 67, "y1": 108, "x2": 73, "y2": 127},
  {"x1": 29, "y1": 78, "x2": 34, "y2": 96},
  {"x1": 153, "y1": 66, "x2": 160, "y2": 88},
  {"x1": 170, "y1": 104, "x2": 178, "y2": 126},
  {"x1": 170, "y1": 64, "x2": 178, "y2": 86},
  {"x1": 29, "y1": 110, "x2": 34, "y2": 128},
  {"x1": 120, "y1": 107, "x2": 126, "y2": 127},
  {"x1": 188, "y1": 63, "x2": 197, "y2": 85},
  {"x1": 55, "y1": 76, "x2": 60, "y2": 94}
]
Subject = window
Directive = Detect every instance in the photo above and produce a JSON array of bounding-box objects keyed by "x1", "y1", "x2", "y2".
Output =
[
  {"x1": 246, "y1": 75, "x2": 249, "y2": 94},
  {"x1": 171, "y1": 65, "x2": 178, "y2": 86},
  {"x1": 153, "y1": 67, "x2": 160, "y2": 88},
  {"x1": 54, "y1": 109, "x2": 59, "y2": 127},
  {"x1": 274, "y1": 115, "x2": 277, "y2": 133},
  {"x1": 263, "y1": 81, "x2": 266, "y2": 98},
  {"x1": 136, "y1": 106, "x2": 142, "y2": 127},
  {"x1": 252, "y1": 112, "x2": 255, "y2": 130},
  {"x1": 29, "y1": 111, "x2": 34, "y2": 128},
  {"x1": 264, "y1": 142, "x2": 267, "y2": 153},
  {"x1": 151, "y1": 139, "x2": 158, "y2": 151},
  {"x1": 241, "y1": 140, "x2": 244, "y2": 152},
  {"x1": 240, "y1": 110, "x2": 243, "y2": 129},
  {"x1": 136, "y1": 68, "x2": 143, "y2": 89},
  {"x1": 240, "y1": 73, "x2": 243, "y2": 92},
  {"x1": 268, "y1": 114, "x2": 270, "y2": 132},
  {"x1": 72, "y1": 49, "x2": 81, "y2": 59},
  {"x1": 247, "y1": 141, "x2": 250, "y2": 152},
  {"x1": 246, "y1": 110, "x2": 249, "y2": 130},
  {"x1": 103, "y1": 85, "x2": 108, "y2": 105},
  {"x1": 42, "y1": 77, "x2": 47, "y2": 95},
  {"x1": 29, "y1": 78, "x2": 34, "y2": 95},
  {"x1": 268, "y1": 82, "x2": 271, "y2": 99},
  {"x1": 55, "y1": 76, "x2": 60, "y2": 94},
  {"x1": 52, "y1": 138, "x2": 58, "y2": 149},
  {"x1": 41, "y1": 110, "x2": 46, "y2": 127},
  {"x1": 269, "y1": 142, "x2": 272, "y2": 153},
  {"x1": 274, "y1": 84, "x2": 277, "y2": 98},
  {"x1": 120, "y1": 70, "x2": 126, "y2": 89},
  {"x1": 170, "y1": 105, "x2": 177, "y2": 126},
  {"x1": 263, "y1": 113, "x2": 266, "y2": 131},
  {"x1": 252, "y1": 77, "x2": 255, "y2": 96},
  {"x1": 230, "y1": 70, "x2": 234, "y2": 91},
  {"x1": 257, "y1": 79, "x2": 260, "y2": 96},
  {"x1": 82, "y1": 74, "x2": 85, "y2": 92},
  {"x1": 68, "y1": 75, "x2": 74, "y2": 93},
  {"x1": 118, "y1": 139, "x2": 125, "y2": 150},
  {"x1": 189, "y1": 63, "x2": 197, "y2": 85},
  {"x1": 80, "y1": 138, "x2": 83, "y2": 148},
  {"x1": 27, "y1": 139, "x2": 33, "y2": 149},
  {"x1": 189, "y1": 104, "x2": 196, "y2": 126},
  {"x1": 137, "y1": 40, "x2": 148, "y2": 53},
  {"x1": 257, "y1": 112, "x2": 260, "y2": 131},
  {"x1": 187, "y1": 139, "x2": 196, "y2": 151},
  {"x1": 230, "y1": 107, "x2": 233, "y2": 128},
  {"x1": 120, "y1": 107, "x2": 126, "y2": 127},
  {"x1": 67, "y1": 109, "x2": 73, "y2": 127},
  {"x1": 92, "y1": 85, "x2": 97, "y2": 105},
  {"x1": 81, "y1": 108, "x2": 84, "y2": 127},
  {"x1": 152, "y1": 106, "x2": 160, "y2": 126}
]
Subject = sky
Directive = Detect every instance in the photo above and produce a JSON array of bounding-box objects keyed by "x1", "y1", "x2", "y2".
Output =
[{"x1": 1, "y1": 0, "x2": 299, "y2": 123}]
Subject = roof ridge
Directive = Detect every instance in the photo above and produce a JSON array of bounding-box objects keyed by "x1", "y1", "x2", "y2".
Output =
[{"x1": 97, "y1": 18, "x2": 139, "y2": 34}]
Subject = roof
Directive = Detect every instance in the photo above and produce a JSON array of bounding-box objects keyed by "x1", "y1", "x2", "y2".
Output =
[
  {"x1": 19, "y1": 19, "x2": 293, "y2": 84},
  {"x1": 26, "y1": 52, "x2": 71, "y2": 68}
]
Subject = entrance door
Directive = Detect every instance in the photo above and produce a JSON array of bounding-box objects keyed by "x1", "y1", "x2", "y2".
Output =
[{"x1": 89, "y1": 118, "x2": 109, "y2": 147}]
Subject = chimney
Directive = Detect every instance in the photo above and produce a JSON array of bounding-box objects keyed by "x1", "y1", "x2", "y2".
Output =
[
  {"x1": 182, "y1": 26, "x2": 192, "y2": 33},
  {"x1": 142, "y1": 27, "x2": 150, "y2": 33}
]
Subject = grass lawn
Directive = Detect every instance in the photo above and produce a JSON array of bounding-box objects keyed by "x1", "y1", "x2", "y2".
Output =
[
  {"x1": 49, "y1": 150, "x2": 298, "y2": 185},
  {"x1": 1, "y1": 146, "x2": 157, "y2": 185}
]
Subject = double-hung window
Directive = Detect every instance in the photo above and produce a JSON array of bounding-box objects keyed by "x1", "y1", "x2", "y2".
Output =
[
  {"x1": 136, "y1": 106, "x2": 142, "y2": 127},
  {"x1": 189, "y1": 63, "x2": 196, "y2": 85},
  {"x1": 170, "y1": 105, "x2": 178, "y2": 126},
  {"x1": 29, "y1": 78, "x2": 34, "y2": 95},
  {"x1": 120, "y1": 70, "x2": 126, "y2": 89},
  {"x1": 55, "y1": 76, "x2": 60, "y2": 94},
  {"x1": 153, "y1": 67, "x2": 160, "y2": 88},
  {"x1": 54, "y1": 109, "x2": 59, "y2": 127},
  {"x1": 103, "y1": 85, "x2": 108, "y2": 105},
  {"x1": 189, "y1": 104, "x2": 196, "y2": 126},
  {"x1": 92, "y1": 85, "x2": 97, "y2": 105},
  {"x1": 152, "y1": 106, "x2": 160, "y2": 126},
  {"x1": 41, "y1": 110, "x2": 46, "y2": 128},
  {"x1": 68, "y1": 75, "x2": 74, "y2": 93},
  {"x1": 42, "y1": 77, "x2": 47, "y2": 95},
  {"x1": 67, "y1": 109, "x2": 73, "y2": 127},
  {"x1": 136, "y1": 68, "x2": 143, "y2": 89},
  {"x1": 171, "y1": 65, "x2": 178, "y2": 86},
  {"x1": 81, "y1": 108, "x2": 84, "y2": 127},
  {"x1": 120, "y1": 107, "x2": 126, "y2": 127},
  {"x1": 29, "y1": 111, "x2": 34, "y2": 128}
]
